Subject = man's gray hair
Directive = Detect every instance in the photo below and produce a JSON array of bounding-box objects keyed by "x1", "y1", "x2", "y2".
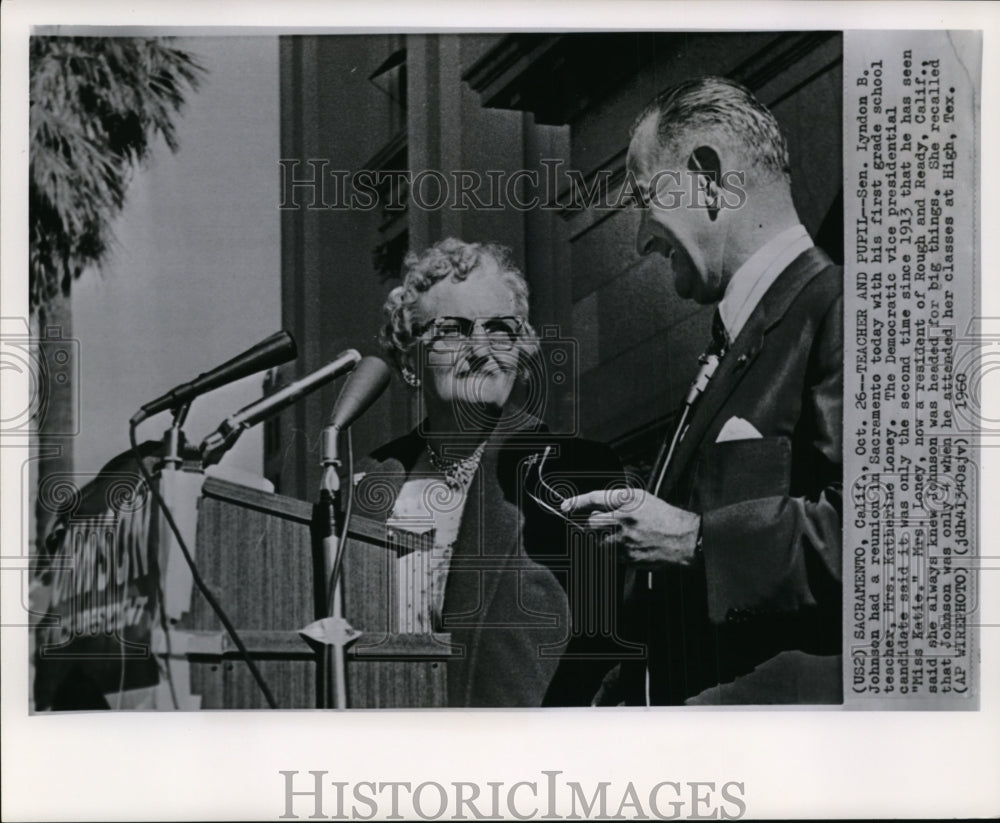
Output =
[{"x1": 631, "y1": 75, "x2": 791, "y2": 182}]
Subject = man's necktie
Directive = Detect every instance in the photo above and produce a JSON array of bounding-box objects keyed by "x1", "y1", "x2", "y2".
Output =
[
  {"x1": 648, "y1": 307, "x2": 728, "y2": 495},
  {"x1": 709, "y1": 308, "x2": 729, "y2": 359}
]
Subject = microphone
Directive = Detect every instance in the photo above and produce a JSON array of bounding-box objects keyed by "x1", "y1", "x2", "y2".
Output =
[
  {"x1": 328, "y1": 356, "x2": 392, "y2": 431},
  {"x1": 684, "y1": 353, "x2": 721, "y2": 405},
  {"x1": 320, "y1": 357, "x2": 391, "y2": 492},
  {"x1": 200, "y1": 349, "x2": 362, "y2": 467},
  {"x1": 130, "y1": 331, "x2": 297, "y2": 427}
]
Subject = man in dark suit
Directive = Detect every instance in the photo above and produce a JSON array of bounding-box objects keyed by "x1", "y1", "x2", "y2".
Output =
[{"x1": 563, "y1": 76, "x2": 843, "y2": 705}]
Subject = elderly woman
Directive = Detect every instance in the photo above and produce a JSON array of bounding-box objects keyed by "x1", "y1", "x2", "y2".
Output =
[{"x1": 351, "y1": 238, "x2": 622, "y2": 707}]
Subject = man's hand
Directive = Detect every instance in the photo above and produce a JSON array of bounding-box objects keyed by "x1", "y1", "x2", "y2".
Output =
[{"x1": 560, "y1": 489, "x2": 701, "y2": 570}]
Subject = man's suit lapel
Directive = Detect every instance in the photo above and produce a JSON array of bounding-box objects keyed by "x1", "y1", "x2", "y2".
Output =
[{"x1": 660, "y1": 246, "x2": 836, "y2": 496}]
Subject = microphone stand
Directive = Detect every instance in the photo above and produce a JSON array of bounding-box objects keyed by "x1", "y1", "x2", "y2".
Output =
[
  {"x1": 303, "y1": 424, "x2": 360, "y2": 709},
  {"x1": 161, "y1": 402, "x2": 191, "y2": 471},
  {"x1": 299, "y1": 356, "x2": 390, "y2": 708},
  {"x1": 149, "y1": 402, "x2": 190, "y2": 709}
]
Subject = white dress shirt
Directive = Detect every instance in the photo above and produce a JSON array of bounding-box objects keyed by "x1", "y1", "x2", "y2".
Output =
[{"x1": 718, "y1": 224, "x2": 814, "y2": 342}]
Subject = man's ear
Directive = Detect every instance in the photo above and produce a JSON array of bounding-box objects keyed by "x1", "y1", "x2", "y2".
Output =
[{"x1": 688, "y1": 145, "x2": 723, "y2": 220}]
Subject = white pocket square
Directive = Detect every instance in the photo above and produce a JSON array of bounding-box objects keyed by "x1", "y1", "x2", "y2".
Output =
[{"x1": 716, "y1": 416, "x2": 762, "y2": 442}]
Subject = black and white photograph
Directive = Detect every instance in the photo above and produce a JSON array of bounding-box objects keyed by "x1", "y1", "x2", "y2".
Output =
[{"x1": 2, "y1": 1, "x2": 998, "y2": 820}]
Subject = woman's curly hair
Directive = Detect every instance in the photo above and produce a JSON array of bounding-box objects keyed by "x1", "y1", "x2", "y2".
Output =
[{"x1": 380, "y1": 237, "x2": 539, "y2": 378}]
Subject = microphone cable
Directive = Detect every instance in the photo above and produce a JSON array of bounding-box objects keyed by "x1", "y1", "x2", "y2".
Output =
[
  {"x1": 324, "y1": 428, "x2": 354, "y2": 610},
  {"x1": 129, "y1": 422, "x2": 278, "y2": 709}
]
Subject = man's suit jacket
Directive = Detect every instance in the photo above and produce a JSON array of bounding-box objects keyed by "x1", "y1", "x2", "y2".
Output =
[
  {"x1": 351, "y1": 423, "x2": 622, "y2": 707},
  {"x1": 627, "y1": 246, "x2": 844, "y2": 705}
]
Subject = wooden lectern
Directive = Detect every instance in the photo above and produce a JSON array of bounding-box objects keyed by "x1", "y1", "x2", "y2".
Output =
[{"x1": 157, "y1": 470, "x2": 452, "y2": 709}]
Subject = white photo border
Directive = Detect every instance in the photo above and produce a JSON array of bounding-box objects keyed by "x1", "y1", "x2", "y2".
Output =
[{"x1": 2, "y1": 1, "x2": 998, "y2": 820}]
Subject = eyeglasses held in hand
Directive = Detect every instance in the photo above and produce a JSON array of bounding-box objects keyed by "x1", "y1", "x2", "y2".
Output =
[{"x1": 524, "y1": 445, "x2": 585, "y2": 524}]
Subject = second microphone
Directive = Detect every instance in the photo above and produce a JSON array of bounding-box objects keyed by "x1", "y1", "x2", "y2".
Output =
[{"x1": 200, "y1": 349, "x2": 362, "y2": 467}]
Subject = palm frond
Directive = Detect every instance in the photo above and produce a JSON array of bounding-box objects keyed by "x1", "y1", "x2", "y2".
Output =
[{"x1": 29, "y1": 37, "x2": 207, "y2": 317}]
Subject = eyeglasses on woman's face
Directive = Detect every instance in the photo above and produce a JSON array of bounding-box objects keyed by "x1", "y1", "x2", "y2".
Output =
[{"x1": 413, "y1": 315, "x2": 526, "y2": 353}]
